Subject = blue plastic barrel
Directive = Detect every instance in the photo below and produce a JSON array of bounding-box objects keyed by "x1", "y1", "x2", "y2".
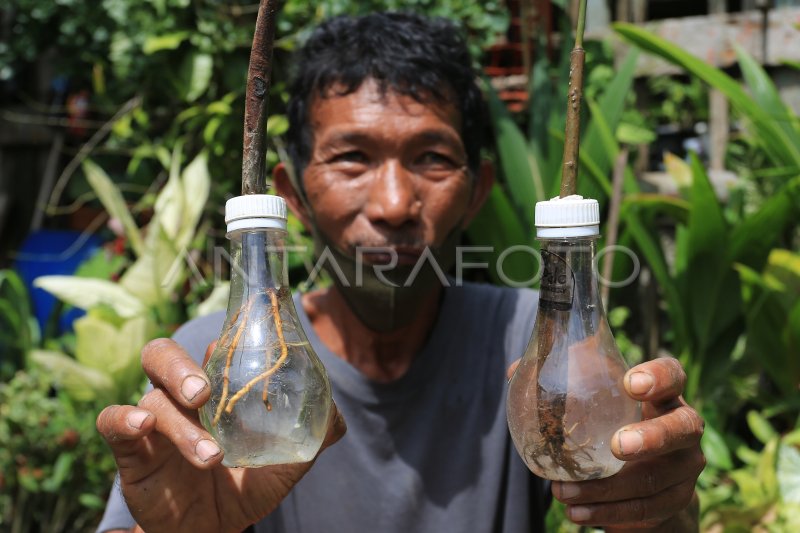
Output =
[{"x1": 14, "y1": 229, "x2": 102, "y2": 334}]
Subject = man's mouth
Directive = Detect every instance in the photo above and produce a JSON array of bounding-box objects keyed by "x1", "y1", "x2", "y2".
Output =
[{"x1": 355, "y1": 245, "x2": 426, "y2": 266}]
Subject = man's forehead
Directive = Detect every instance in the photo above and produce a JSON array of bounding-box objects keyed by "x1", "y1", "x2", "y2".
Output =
[{"x1": 308, "y1": 79, "x2": 463, "y2": 135}]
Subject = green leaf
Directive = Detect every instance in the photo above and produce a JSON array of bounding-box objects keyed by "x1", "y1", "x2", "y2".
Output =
[
  {"x1": 41, "y1": 452, "x2": 74, "y2": 492},
  {"x1": 621, "y1": 194, "x2": 690, "y2": 224},
  {"x1": 73, "y1": 314, "x2": 152, "y2": 399},
  {"x1": 83, "y1": 159, "x2": 144, "y2": 256},
  {"x1": 747, "y1": 410, "x2": 778, "y2": 444},
  {"x1": 702, "y1": 422, "x2": 733, "y2": 470},
  {"x1": 684, "y1": 154, "x2": 740, "y2": 357},
  {"x1": 29, "y1": 350, "x2": 115, "y2": 402},
  {"x1": 33, "y1": 276, "x2": 146, "y2": 318},
  {"x1": 579, "y1": 50, "x2": 640, "y2": 202},
  {"x1": 465, "y1": 184, "x2": 532, "y2": 286},
  {"x1": 734, "y1": 44, "x2": 800, "y2": 155},
  {"x1": 622, "y1": 210, "x2": 688, "y2": 350},
  {"x1": 143, "y1": 31, "x2": 190, "y2": 54},
  {"x1": 486, "y1": 81, "x2": 541, "y2": 226},
  {"x1": 615, "y1": 23, "x2": 800, "y2": 169},
  {"x1": 181, "y1": 52, "x2": 213, "y2": 103},
  {"x1": 778, "y1": 442, "x2": 800, "y2": 503},
  {"x1": 730, "y1": 176, "x2": 800, "y2": 270},
  {"x1": 79, "y1": 493, "x2": 107, "y2": 509},
  {"x1": 616, "y1": 122, "x2": 656, "y2": 145}
]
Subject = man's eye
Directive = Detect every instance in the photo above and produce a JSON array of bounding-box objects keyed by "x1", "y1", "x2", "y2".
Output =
[
  {"x1": 417, "y1": 152, "x2": 455, "y2": 168},
  {"x1": 330, "y1": 151, "x2": 369, "y2": 165}
]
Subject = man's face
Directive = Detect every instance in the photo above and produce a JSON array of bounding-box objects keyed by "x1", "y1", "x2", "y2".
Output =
[{"x1": 301, "y1": 79, "x2": 476, "y2": 266}]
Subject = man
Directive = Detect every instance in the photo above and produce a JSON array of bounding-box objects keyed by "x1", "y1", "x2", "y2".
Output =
[{"x1": 97, "y1": 13, "x2": 705, "y2": 533}]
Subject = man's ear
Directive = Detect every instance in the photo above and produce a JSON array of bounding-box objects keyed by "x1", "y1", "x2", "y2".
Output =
[
  {"x1": 274, "y1": 162, "x2": 312, "y2": 230},
  {"x1": 461, "y1": 159, "x2": 495, "y2": 229}
]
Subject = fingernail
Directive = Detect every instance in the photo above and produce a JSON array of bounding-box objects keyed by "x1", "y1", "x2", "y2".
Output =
[
  {"x1": 618, "y1": 429, "x2": 644, "y2": 456},
  {"x1": 569, "y1": 505, "x2": 591, "y2": 522},
  {"x1": 196, "y1": 439, "x2": 221, "y2": 462},
  {"x1": 629, "y1": 372, "x2": 654, "y2": 395},
  {"x1": 127, "y1": 411, "x2": 149, "y2": 429},
  {"x1": 558, "y1": 482, "x2": 580, "y2": 500},
  {"x1": 181, "y1": 376, "x2": 208, "y2": 402}
]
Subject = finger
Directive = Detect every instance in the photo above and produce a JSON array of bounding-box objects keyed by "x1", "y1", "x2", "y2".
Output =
[
  {"x1": 564, "y1": 479, "x2": 697, "y2": 528},
  {"x1": 506, "y1": 359, "x2": 520, "y2": 381},
  {"x1": 141, "y1": 338, "x2": 211, "y2": 409},
  {"x1": 138, "y1": 388, "x2": 223, "y2": 468},
  {"x1": 97, "y1": 405, "x2": 156, "y2": 447},
  {"x1": 624, "y1": 357, "x2": 685, "y2": 404},
  {"x1": 96, "y1": 404, "x2": 158, "y2": 469},
  {"x1": 553, "y1": 448, "x2": 705, "y2": 505},
  {"x1": 611, "y1": 404, "x2": 704, "y2": 460}
]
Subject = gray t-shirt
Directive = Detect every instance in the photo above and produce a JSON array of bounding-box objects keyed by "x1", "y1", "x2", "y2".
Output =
[{"x1": 97, "y1": 281, "x2": 549, "y2": 532}]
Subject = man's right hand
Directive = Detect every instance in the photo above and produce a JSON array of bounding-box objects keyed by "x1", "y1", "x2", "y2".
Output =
[{"x1": 97, "y1": 338, "x2": 346, "y2": 533}]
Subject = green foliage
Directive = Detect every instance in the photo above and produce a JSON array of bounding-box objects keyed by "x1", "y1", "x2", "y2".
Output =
[
  {"x1": 699, "y1": 412, "x2": 800, "y2": 531},
  {"x1": 0, "y1": 270, "x2": 40, "y2": 380},
  {"x1": 32, "y1": 150, "x2": 213, "y2": 405},
  {"x1": 0, "y1": 369, "x2": 117, "y2": 532}
]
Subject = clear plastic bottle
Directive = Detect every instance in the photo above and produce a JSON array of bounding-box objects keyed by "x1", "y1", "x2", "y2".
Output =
[
  {"x1": 200, "y1": 195, "x2": 332, "y2": 468},
  {"x1": 507, "y1": 196, "x2": 640, "y2": 481}
]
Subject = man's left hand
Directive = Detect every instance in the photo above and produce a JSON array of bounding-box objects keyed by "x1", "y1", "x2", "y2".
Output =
[{"x1": 551, "y1": 356, "x2": 705, "y2": 530}]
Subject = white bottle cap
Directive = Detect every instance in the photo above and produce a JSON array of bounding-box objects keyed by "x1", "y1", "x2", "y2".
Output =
[
  {"x1": 225, "y1": 194, "x2": 288, "y2": 234},
  {"x1": 535, "y1": 195, "x2": 600, "y2": 238}
]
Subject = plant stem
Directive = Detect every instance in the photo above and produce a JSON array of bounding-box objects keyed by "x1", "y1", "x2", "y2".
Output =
[
  {"x1": 559, "y1": 0, "x2": 589, "y2": 198},
  {"x1": 241, "y1": 0, "x2": 280, "y2": 196}
]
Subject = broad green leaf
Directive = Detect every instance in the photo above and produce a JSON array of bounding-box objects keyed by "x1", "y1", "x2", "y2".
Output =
[
  {"x1": 142, "y1": 31, "x2": 190, "y2": 54},
  {"x1": 79, "y1": 493, "x2": 107, "y2": 510},
  {"x1": 178, "y1": 151, "x2": 211, "y2": 249},
  {"x1": 29, "y1": 350, "x2": 115, "y2": 402},
  {"x1": 622, "y1": 210, "x2": 688, "y2": 349},
  {"x1": 486, "y1": 82, "x2": 541, "y2": 225},
  {"x1": 614, "y1": 23, "x2": 800, "y2": 168},
  {"x1": 621, "y1": 193, "x2": 690, "y2": 224},
  {"x1": 747, "y1": 410, "x2": 778, "y2": 444},
  {"x1": 83, "y1": 159, "x2": 144, "y2": 256},
  {"x1": 33, "y1": 275, "x2": 146, "y2": 318},
  {"x1": 735, "y1": 44, "x2": 800, "y2": 153},
  {"x1": 74, "y1": 314, "x2": 152, "y2": 399},
  {"x1": 616, "y1": 123, "x2": 656, "y2": 145},
  {"x1": 267, "y1": 114, "x2": 290, "y2": 137},
  {"x1": 466, "y1": 184, "x2": 533, "y2": 286},
  {"x1": 702, "y1": 422, "x2": 733, "y2": 470},
  {"x1": 730, "y1": 176, "x2": 800, "y2": 270},
  {"x1": 778, "y1": 442, "x2": 800, "y2": 503},
  {"x1": 579, "y1": 50, "x2": 640, "y2": 202},
  {"x1": 182, "y1": 52, "x2": 213, "y2": 103},
  {"x1": 684, "y1": 154, "x2": 740, "y2": 356}
]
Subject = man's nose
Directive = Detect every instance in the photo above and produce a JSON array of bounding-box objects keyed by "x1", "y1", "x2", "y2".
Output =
[{"x1": 364, "y1": 160, "x2": 421, "y2": 227}]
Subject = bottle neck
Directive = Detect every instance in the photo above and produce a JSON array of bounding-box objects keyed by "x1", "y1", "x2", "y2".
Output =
[
  {"x1": 229, "y1": 228, "x2": 289, "y2": 291},
  {"x1": 538, "y1": 237, "x2": 600, "y2": 316}
]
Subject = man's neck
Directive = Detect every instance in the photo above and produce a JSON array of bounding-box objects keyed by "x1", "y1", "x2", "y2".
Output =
[{"x1": 302, "y1": 284, "x2": 443, "y2": 383}]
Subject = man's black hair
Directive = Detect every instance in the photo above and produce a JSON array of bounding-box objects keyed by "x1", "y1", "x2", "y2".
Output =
[{"x1": 286, "y1": 12, "x2": 485, "y2": 188}]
